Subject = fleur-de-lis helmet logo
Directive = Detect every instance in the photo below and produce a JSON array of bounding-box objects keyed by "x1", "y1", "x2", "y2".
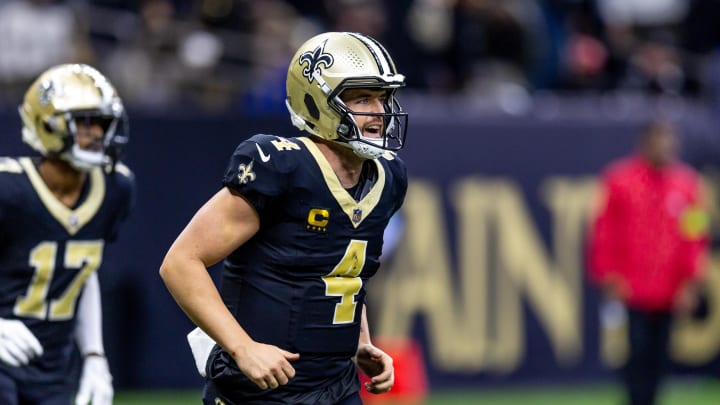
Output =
[{"x1": 299, "y1": 40, "x2": 334, "y2": 83}]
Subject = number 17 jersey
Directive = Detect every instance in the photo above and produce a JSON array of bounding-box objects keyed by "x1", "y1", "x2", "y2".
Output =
[{"x1": 0, "y1": 157, "x2": 134, "y2": 377}]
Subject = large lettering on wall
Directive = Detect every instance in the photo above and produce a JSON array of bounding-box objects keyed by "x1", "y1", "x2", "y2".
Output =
[{"x1": 371, "y1": 176, "x2": 720, "y2": 376}]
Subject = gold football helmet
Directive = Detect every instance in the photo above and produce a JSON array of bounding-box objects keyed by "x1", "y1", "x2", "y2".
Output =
[
  {"x1": 19, "y1": 64, "x2": 128, "y2": 170},
  {"x1": 286, "y1": 32, "x2": 408, "y2": 159}
]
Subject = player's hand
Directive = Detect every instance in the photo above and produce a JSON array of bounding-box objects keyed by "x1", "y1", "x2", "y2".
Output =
[
  {"x1": 75, "y1": 355, "x2": 113, "y2": 405},
  {"x1": 355, "y1": 343, "x2": 394, "y2": 394},
  {"x1": 0, "y1": 318, "x2": 44, "y2": 366},
  {"x1": 232, "y1": 341, "x2": 299, "y2": 390}
]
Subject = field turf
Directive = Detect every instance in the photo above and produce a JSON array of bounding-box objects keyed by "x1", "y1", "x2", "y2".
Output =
[{"x1": 115, "y1": 378, "x2": 720, "y2": 405}]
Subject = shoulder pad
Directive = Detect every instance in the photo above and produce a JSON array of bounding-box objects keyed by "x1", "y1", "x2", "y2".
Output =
[
  {"x1": 250, "y1": 134, "x2": 302, "y2": 152},
  {"x1": 242, "y1": 135, "x2": 303, "y2": 174}
]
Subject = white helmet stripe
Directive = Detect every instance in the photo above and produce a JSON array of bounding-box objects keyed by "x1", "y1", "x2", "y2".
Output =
[
  {"x1": 361, "y1": 34, "x2": 397, "y2": 75},
  {"x1": 347, "y1": 32, "x2": 392, "y2": 75}
]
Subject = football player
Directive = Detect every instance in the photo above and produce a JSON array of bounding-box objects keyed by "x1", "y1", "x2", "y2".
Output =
[
  {"x1": 160, "y1": 31, "x2": 408, "y2": 405},
  {"x1": 0, "y1": 64, "x2": 135, "y2": 405}
]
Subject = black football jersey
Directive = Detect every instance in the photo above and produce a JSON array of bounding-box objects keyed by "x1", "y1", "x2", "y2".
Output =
[
  {"x1": 220, "y1": 134, "x2": 406, "y2": 355},
  {"x1": 0, "y1": 157, "x2": 135, "y2": 376}
]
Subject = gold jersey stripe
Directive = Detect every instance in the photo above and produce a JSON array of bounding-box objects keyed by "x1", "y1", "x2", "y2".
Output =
[
  {"x1": 19, "y1": 158, "x2": 105, "y2": 235},
  {"x1": 298, "y1": 137, "x2": 386, "y2": 228}
]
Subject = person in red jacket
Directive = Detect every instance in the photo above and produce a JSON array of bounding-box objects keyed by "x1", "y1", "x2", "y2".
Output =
[{"x1": 587, "y1": 118, "x2": 710, "y2": 405}]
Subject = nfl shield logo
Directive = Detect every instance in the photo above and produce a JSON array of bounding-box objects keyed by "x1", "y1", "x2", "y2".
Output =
[
  {"x1": 69, "y1": 214, "x2": 79, "y2": 230},
  {"x1": 352, "y1": 208, "x2": 362, "y2": 223}
]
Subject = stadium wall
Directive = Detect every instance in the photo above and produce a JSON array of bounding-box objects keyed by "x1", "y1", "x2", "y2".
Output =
[{"x1": 1, "y1": 97, "x2": 719, "y2": 390}]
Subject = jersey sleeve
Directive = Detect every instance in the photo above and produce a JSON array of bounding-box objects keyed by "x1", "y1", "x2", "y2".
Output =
[
  {"x1": 0, "y1": 158, "x2": 24, "y2": 243},
  {"x1": 106, "y1": 162, "x2": 136, "y2": 242},
  {"x1": 383, "y1": 152, "x2": 408, "y2": 214},
  {"x1": 395, "y1": 159, "x2": 408, "y2": 213},
  {"x1": 221, "y1": 134, "x2": 292, "y2": 215}
]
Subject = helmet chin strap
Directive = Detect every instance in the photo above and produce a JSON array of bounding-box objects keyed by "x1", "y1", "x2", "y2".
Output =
[
  {"x1": 348, "y1": 137, "x2": 385, "y2": 159},
  {"x1": 63, "y1": 145, "x2": 108, "y2": 171}
]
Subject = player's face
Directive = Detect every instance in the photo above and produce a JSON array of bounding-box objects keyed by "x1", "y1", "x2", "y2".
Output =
[
  {"x1": 341, "y1": 88, "x2": 387, "y2": 139},
  {"x1": 74, "y1": 117, "x2": 107, "y2": 152}
]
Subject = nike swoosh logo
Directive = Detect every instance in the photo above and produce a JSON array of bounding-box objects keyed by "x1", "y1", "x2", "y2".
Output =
[{"x1": 255, "y1": 143, "x2": 271, "y2": 162}]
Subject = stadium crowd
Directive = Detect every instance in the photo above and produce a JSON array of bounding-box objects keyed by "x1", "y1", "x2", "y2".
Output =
[{"x1": 1, "y1": 0, "x2": 720, "y2": 114}]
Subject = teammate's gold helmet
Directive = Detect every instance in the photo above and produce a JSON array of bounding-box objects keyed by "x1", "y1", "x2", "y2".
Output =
[
  {"x1": 286, "y1": 32, "x2": 408, "y2": 159},
  {"x1": 19, "y1": 64, "x2": 128, "y2": 170}
]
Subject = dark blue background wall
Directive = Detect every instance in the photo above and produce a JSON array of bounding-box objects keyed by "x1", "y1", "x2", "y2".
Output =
[{"x1": 1, "y1": 98, "x2": 719, "y2": 390}]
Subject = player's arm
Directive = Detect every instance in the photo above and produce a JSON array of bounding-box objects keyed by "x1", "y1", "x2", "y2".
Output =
[
  {"x1": 159, "y1": 187, "x2": 298, "y2": 390},
  {"x1": 0, "y1": 181, "x2": 43, "y2": 367},
  {"x1": 74, "y1": 272, "x2": 113, "y2": 405},
  {"x1": 160, "y1": 187, "x2": 254, "y2": 354},
  {"x1": 355, "y1": 304, "x2": 394, "y2": 394}
]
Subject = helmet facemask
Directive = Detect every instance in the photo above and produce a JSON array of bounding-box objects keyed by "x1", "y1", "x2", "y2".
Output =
[
  {"x1": 328, "y1": 80, "x2": 408, "y2": 159},
  {"x1": 62, "y1": 111, "x2": 127, "y2": 171}
]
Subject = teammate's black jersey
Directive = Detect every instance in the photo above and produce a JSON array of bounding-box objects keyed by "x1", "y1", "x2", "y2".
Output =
[
  {"x1": 217, "y1": 134, "x2": 406, "y2": 395},
  {"x1": 0, "y1": 157, "x2": 135, "y2": 377}
]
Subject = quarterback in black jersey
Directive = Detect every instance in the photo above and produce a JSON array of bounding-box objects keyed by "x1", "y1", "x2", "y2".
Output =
[
  {"x1": 161, "y1": 32, "x2": 408, "y2": 405},
  {"x1": 0, "y1": 64, "x2": 134, "y2": 405}
]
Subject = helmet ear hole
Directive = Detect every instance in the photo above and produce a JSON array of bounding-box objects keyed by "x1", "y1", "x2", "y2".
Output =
[
  {"x1": 42, "y1": 120, "x2": 54, "y2": 133},
  {"x1": 43, "y1": 116, "x2": 61, "y2": 134},
  {"x1": 304, "y1": 94, "x2": 320, "y2": 120}
]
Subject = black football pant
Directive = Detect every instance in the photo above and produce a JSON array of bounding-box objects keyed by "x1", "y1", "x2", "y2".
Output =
[{"x1": 623, "y1": 308, "x2": 672, "y2": 405}]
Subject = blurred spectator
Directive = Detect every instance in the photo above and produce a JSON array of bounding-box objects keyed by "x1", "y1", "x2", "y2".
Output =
[
  {"x1": 543, "y1": 0, "x2": 611, "y2": 90},
  {"x1": 447, "y1": 0, "x2": 550, "y2": 113},
  {"x1": 98, "y1": 0, "x2": 185, "y2": 108},
  {"x1": 324, "y1": 0, "x2": 387, "y2": 38},
  {"x1": 450, "y1": 0, "x2": 531, "y2": 93},
  {"x1": 240, "y1": 0, "x2": 320, "y2": 115},
  {"x1": 587, "y1": 118, "x2": 710, "y2": 405},
  {"x1": 0, "y1": 0, "x2": 94, "y2": 104},
  {"x1": 321, "y1": 0, "x2": 440, "y2": 91},
  {"x1": 96, "y1": 0, "x2": 249, "y2": 111},
  {"x1": 596, "y1": 0, "x2": 691, "y2": 96},
  {"x1": 403, "y1": 0, "x2": 454, "y2": 90},
  {"x1": 682, "y1": 0, "x2": 720, "y2": 108},
  {"x1": 174, "y1": 0, "x2": 250, "y2": 111},
  {"x1": 1, "y1": 0, "x2": 720, "y2": 112}
]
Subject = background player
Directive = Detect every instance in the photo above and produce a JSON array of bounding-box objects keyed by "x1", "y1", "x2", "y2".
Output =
[
  {"x1": 0, "y1": 64, "x2": 135, "y2": 405},
  {"x1": 160, "y1": 31, "x2": 408, "y2": 404}
]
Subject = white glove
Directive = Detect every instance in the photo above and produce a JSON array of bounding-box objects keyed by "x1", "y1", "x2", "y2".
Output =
[
  {"x1": 75, "y1": 355, "x2": 113, "y2": 405},
  {"x1": 187, "y1": 327, "x2": 216, "y2": 377},
  {"x1": 0, "y1": 318, "x2": 44, "y2": 366}
]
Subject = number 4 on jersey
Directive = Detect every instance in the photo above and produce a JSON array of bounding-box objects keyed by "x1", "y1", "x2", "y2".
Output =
[{"x1": 323, "y1": 239, "x2": 367, "y2": 324}]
